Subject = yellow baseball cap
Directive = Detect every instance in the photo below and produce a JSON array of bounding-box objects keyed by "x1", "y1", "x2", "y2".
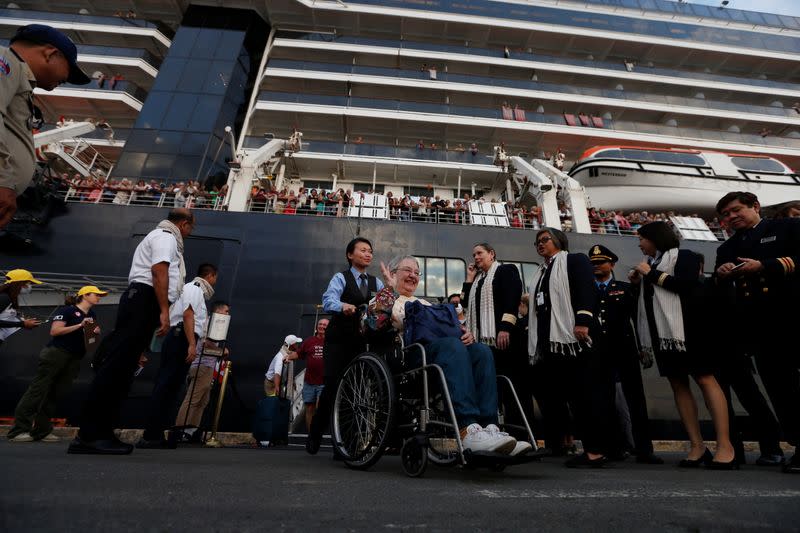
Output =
[
  {"x1": 77, "y1": 285, "x2": 108, "y2": 297},
  {"x1": 4, "y1": 269, "x2": 43, "y2": 285}
]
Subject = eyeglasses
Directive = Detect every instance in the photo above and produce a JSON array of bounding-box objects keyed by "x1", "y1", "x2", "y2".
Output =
[
  {"x1": 394, "y1": 267, "x2": 421, "y2": 277},
  {"x1": 536, "y1": 236, "x2": 553, "y2": 245}
]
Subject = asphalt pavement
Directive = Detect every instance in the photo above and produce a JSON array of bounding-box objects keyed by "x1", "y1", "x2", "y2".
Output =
[{"x1": 1, "y1": 441, "x2": 798, "y2": 532}]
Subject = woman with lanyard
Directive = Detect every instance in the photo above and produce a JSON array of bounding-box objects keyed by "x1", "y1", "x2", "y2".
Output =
[
  {"x1": 461, "y1": 243, "x2": 528, "y2": 436},
  {"x1": 306, "y1": 237, "x2": 384, "y2": 455},
  {"x1": 0, "y1": 269, "x2": 42, "y2": 347},
  {"x1": 527, "y1": 228, "x2": 611, "y2": 468},
  {"x1": 8, "y1": 285, "x2": 106, "y2": 442},
  {"x1": 630, "y1": 221, "x2": 736, "y2": 469}
]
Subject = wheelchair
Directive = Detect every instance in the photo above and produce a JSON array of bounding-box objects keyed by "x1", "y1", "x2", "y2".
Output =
[{"x1": 331, "y1": 335, "x2": 546, "y2": 477}]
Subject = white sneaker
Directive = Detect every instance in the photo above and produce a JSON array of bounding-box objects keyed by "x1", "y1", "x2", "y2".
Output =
[
  {"x1": 10, "y1": 432, "x2": 34, "y2": 443},
  {"x1": 40, "y1": 433, "x2": 60, "y2": 443},
  {"x1": 485, "y1": 424, "x2": 532, "y2": 456},
  {"x1": 461, "y1": 423, "x2": 516, "y2": 454},
  {"x1": 509, "y1": 441, "x2": 533, "y2": 456}
]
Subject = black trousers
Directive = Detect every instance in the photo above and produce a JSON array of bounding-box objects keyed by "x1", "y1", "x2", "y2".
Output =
[
  {"x1": 493, "y1": 347, "x2": 536, "y2": 440},
  {"x1": 142, "y1": 326, "x2": 195, "y2": 441},
  {"x1": 533, "y1": 350, "x2": 616, "y2": 455},
  {"x1": 717, "y1": 355, "x2": 783, "y2": 458},
  {"x1": 754, "y1": 346, "x2": 799, "y2": 448},
  {"x1": 309, "y1": 338, "x2": 366, "y2": 441},
  {"x1": 614, "y1": 350, "x2": 655, "y2": 456},
  {"x1": 78, "y1": 283, "x2": 160, "y2": 441}
]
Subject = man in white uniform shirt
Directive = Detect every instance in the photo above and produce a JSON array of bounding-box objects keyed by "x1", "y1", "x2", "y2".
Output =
[
  {"x1": 69, "y1": 208, "x2": 194, "y2": 455},
  {"x1": 265, "y1": 335, "x2": 302, "y2": 397},
  {"x1": 138, "y1": 263, "x2": 217, "y2": 449}
]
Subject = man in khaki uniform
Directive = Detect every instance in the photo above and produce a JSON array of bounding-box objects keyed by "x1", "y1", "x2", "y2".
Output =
[{"x1": 0, "y1": 24, "x2": 89, "y2": 229}]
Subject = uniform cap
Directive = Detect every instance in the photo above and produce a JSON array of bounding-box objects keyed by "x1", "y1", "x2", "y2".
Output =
[
  {"x1": 284, "y1": 334, "x2": 302, "y2": 346},
  {"x1": 4, "y1": 269, "x2": 43, "y2": 284},
  {"x1": 588, "y1": 244, "x2": 619, "y2": 264},
  {"x1": 77, "y1": 285, "x2": 108, "y2": 297},
  {"x1": 11, "y1": 24, "x2": 91, "y2": 85}
]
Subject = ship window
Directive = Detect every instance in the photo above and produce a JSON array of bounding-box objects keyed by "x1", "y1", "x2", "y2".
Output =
[
  {"x1": 731, "y1": 157, "x2": 785, "y2": 173},
  {"x1": 677, "y1": 153, "x2": 706, "y2": 166},
  {"x1": 594, "y1": 149, "x2": 622, "y2": 159},
  {"x1": 497, "y1": 261, "x2": 540, "y2": 290},
  {"x1": 411, "y1": 257, "x2": 466, "y2": 300},
  {"x1": 620, "y1": 149, "x2": 651, "y2": 161},
  {"x1": 649, "y1": 151, "x2": 704, "y2": 165}
]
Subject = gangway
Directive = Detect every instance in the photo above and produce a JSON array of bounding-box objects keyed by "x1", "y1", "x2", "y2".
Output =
[
  {"x1": 35, "y1": 122, "x2": 116, "y2": 179},
  {"x1": 509, "y1": 157, "x2": 592, "y2": 234},
  {"x1": 224, "y1": 131, "x2": 303, "y2": 212}
]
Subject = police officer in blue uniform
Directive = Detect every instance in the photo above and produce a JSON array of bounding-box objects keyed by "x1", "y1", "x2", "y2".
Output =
[
  {"x1": 714, "y1": 191, "x2": 800, "y2": 474},
  {"x1": 588, "y1": 245, "x2": 662, "y2": 464}
]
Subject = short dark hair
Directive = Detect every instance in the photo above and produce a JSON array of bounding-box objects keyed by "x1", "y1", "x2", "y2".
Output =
[
  {"x1": 167, "y1": 208, "x2": 194, "y2": 224},
  {"x1": 716, "y1": 191, "x2": 758, "y2": 214},
  {"x1": 536, "y1": 227, "x2": 569, "y2": 251},
  {"x1": 447, "y1": 293, "x2": 461, "y2": 303},
  {"x1": 637, "y1": 221, "x2": 680, "y2": 252},
  {"x1": 345, "y1": 237, "x2": 373, "y2": 265},
  {"x1": 210, "y1": 300, "x2": 229, "y2": 312},
  {"x1": 197, "y1": 263, "x2": 217, "y2": 278}
]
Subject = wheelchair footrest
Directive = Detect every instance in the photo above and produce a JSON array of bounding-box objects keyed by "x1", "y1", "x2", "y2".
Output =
[{"x1": 464, "y1": 448, "x2": 548, "y2": 467}]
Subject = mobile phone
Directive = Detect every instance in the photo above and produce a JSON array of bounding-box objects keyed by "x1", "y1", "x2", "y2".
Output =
[{"x1": 730, "y1": 262, "x2": 747, "y2": 271}]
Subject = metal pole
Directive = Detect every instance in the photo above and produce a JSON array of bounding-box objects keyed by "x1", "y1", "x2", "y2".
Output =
[{"x1": 205, "y1": 361, "x2": 232, "y2": 448}]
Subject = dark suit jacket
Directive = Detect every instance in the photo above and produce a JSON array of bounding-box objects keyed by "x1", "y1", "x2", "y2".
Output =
[
  {"x1": 462, "y1": 263, "x2": 522, "y2": 336},
  {"x1": 590, "y1": 278, "x2": 638, "y2": 356}
]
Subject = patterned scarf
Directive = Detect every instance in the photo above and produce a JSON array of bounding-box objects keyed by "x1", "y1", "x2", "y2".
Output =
[
  {"x1": 527, "y1": 251, "x2": 581, "y2": 364},
  {"x1": 637, "y1": 248, "x2": 686, "y2": 355},
  {"x1": 156, "y1": 219, "x2": 186, "y2": 297},
  {"x1": 466, "y1": 261, "x2": 498, "y2": 346}
]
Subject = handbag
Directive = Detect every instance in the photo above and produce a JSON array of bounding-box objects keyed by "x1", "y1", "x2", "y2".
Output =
[{"x1": 402, "y1": 300, "x2": 462, "y2": 346}]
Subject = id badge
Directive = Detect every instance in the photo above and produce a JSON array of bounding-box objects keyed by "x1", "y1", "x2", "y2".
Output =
[{"x1": 536, "y1": 292, "x2": 545, "y2": 306}]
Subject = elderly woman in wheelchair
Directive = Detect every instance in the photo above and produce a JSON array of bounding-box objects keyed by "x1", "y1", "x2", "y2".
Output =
[{"x1": 330, "y1": 255, "x2": 535, "y2": 476}]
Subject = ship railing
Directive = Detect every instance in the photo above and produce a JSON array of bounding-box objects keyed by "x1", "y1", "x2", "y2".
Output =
[{"x1": 59, "y1": 187, "x2": 225, "y2": 211}]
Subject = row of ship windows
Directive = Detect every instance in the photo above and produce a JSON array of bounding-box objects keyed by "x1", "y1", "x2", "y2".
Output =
[
  {"x1": 411, "y1": 257, "x2": 538, "y2": 299},
  {"x1": 591, "y1": 149, "x2": 788, "y2": 173},
  {"x1": 347, "y1": 0, "x2": 800, "y2": 54}
]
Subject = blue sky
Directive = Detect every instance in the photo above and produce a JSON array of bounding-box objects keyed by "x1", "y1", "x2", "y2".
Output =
[{"x1": 690, "y1": 0, "x2": 799, "y2": 16}]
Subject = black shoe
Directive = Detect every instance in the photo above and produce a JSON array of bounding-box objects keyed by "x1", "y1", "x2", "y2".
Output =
[
  {"x1": 782, "y1": 455, "x2": 800, "y2": 474},
  {"x1": 755, "y1": 454, "x2": 785, "y2": 467},
  {"x1": 635, "y1": 453, "x2": 665, "y2": 465},
  {"x1": 565, "y1": 453, "x2": 608, "y2": 468},
  {"x1": 305, "y1": 433, "x2": 321, "y2": 455},
  {"x1": 609, "y1": 450, "x2": 631, "y2": 462},
  {"x1": 678, "y1": 448, "x2": 712, "y2": 468},
  {"x1": 135, "y1": 437, "x2": 177, "y2": 449},
  {"x1": 67, "y1": 437, "x2": 133, "y2": 455},
  {"x1": 706, "y1": 457, "x2": 741, "y2": 470}
]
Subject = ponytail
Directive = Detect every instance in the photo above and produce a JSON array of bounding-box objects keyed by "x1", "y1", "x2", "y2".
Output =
[{"x1": 64, "y1": 294, "x2": 83, "y2": 306}]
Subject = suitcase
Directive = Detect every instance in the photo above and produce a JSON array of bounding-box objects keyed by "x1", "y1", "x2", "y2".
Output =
[{"x1": 252, "y1": 396, "x2": 290, "y2": 445}]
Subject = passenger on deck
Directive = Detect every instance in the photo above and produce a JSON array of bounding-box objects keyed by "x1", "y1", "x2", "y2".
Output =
[{"x1": 371, "y1": 255, "x2": 531, "y2": 456}]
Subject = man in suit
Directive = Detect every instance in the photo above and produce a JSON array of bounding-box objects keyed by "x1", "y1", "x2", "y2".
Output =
[
  {"x1": 588, "y1": 244, "x2": 662, "y2": 464},
  {"x1": 715, "y1": 191, "x2": 800, "y2": 474}
]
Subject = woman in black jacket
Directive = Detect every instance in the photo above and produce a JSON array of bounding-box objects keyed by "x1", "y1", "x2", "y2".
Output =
[
  {"x1": 630, "y1": 221, "x2": 735, "y2": 469},
  {"x1": 462, "y1": 243, "x2": 528, "y2": 435}
]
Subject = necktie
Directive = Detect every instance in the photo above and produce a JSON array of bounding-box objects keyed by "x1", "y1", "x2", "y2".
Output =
[{"x1": 359, "y1": 273, "x2": 369, "y2": 299}]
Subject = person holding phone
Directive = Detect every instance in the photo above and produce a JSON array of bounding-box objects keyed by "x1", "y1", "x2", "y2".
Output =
[
  {"x1": 8, "y1": 285, "x2": 106, "y2": 443},
  {"x1": 714, "y1": 191, "x2": 800, "y2": 474},
  {"x1": 631, "y1": 221, "x2": 735, "y2": 469}
]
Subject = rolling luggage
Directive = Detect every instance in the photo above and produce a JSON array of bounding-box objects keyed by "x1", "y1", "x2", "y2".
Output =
[{"x1": 252, "y1": 396, "x2": 290, "y2": 445}]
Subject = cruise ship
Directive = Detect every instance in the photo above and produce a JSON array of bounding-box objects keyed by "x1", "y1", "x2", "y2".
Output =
[{"x1": 1, "y1": 0, "x2": 798, "y2": 435}]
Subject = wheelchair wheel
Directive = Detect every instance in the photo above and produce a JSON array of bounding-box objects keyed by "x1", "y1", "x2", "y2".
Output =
[
  {"x1": 333, "y1": 353, "x2": 395, "y2": 470},
  {"x1": 401, "y1": 437, "x2": 428, "y2": 477}
]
